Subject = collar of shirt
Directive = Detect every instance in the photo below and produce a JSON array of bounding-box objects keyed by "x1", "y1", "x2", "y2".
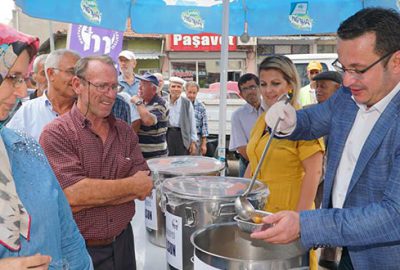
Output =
[
  {"x1": 169, "y1": 95, "x2": 182, "y2": 107},
  {"x1": 243, "y1": 102, "x2": 264, "y2": 114},
  {"x1": 70, "y1": 103, "x2": 116, "y2": 129},
  {"x1": 42, "y1": 90, "x2": 57, "y2": 113},
  {"x1": 352, "y1": 80, "x2": 400, "y2": 114},
  {"x1": 118, "y1": 74, "x2": 139, "y2": 85}
]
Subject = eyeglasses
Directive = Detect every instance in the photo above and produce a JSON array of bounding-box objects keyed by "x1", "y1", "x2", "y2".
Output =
[
  {"x1": 78, "y1": 76, "x2": 119, "y2": 93},
  {"x1": 240, "y1": 85, "x2": 258, "y2": 92},
  {"x1": 4, "y1": 74, "x2": 29, "y2": 88},
  {"x1": 52, "y1": 68, "x2": 75, "y2": 76},
  {"x1": 332, "y1": 50, "x2": 397, "y2": 76}
]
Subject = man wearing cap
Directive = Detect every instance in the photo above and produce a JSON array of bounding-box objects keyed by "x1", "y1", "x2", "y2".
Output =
[
  {"x1": 131, "y1": 73, "x2": 169, "y2": 159},
  {"x1": 298, "y1": 60, "x2": 323, "y2": 107},
  {"x1": 118, "y1": 50, "x2": 140, "y2": 96},
  {"x1": 313, "y1": 71, "x2": 342, "y2": 104},
  {"x1": 167, "y1": 76, "x2": 197, "y2": 156}
]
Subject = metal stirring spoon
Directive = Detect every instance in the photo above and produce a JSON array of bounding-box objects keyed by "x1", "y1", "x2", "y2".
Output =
[{"x1": 235, "y1": 94, "x2": 291, "y2": 221}]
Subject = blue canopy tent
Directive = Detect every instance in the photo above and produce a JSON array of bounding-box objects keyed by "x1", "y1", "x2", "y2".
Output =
[{"x1": 15, "y1": 0, "x2": 400, "y2": 164}]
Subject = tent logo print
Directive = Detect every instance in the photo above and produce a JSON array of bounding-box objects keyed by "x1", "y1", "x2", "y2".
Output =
[
  {"x1": 288, "y1": 2, "x2": 313, "y2": 31},
  {"x1": 80, "y1": 0, "x2": 102, "y2": 24},
  {"x1": 181, "y1": 10, "x2": 205, "y2": 31}
]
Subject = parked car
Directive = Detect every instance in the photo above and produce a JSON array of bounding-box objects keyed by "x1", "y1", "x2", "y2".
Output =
[{"x1": 286, "y1": 53, "x2": 338, "y2": 87}]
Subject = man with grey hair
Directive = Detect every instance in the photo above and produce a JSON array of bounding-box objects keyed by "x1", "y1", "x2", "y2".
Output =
[
  {"x1": 185, "y1": 81, "x2": 208, "y2": 155},
  {"x1": 29, "y1": 53, "x2": 48, "y2": 99},
  {"x1": 40, "y1": 55, "x2": 152, "y2": 270},
  {"x1": 153, "y1": 72, "x2": 165, "y2": 96},
  {"x1": 118, "y1": 50, "x2": 140, "y2": 96},
  {"x1": 7, "y1": 49, "x2": 81, "y2": 141},
  {"x1": 167, "y1": 76, "x2": 197, "y2": 156}
]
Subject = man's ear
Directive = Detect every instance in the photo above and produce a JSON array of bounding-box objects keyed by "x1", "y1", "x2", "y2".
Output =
[
  {"x1": 391, "y1": 50, "x2": 400, "y2": 75},
  {"x1": 71, "y1": 76, "x2": 82, "y2": 94},
  {"x1": 46, "y1": 68, "x2": 55, "y2": 82}
]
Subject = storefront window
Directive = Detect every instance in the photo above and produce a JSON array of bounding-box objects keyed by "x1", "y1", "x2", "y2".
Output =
[
  {"x1": 171, "y1": 60, "x2": 244, "y2": 88},
  {"x1": 170, "y1": 62, "x2": 196, "y2": 81}
]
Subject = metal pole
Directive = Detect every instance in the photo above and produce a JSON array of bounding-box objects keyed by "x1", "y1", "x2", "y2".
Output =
[
  {"x1": 48, "y1": 21, "x2": 55, "y2": 51},
  {"x1": 217, "y1": 0, "x2": 229, "y2": 174}
]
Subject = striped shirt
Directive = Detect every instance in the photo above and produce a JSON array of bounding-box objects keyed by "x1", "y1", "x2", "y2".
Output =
[
  {"x1": 193, "y1": 99, "x2": 209, "y2": 137},
  {"x1": 137, "y1": 95, "x2": 169, "y2": 158}
]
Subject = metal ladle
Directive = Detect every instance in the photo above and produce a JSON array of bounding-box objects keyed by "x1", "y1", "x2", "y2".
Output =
[{"x1": 235, "y1": 94, "x2": 291, "y2": 221}]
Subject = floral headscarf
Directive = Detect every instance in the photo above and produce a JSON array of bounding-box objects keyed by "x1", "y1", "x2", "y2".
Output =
[
  {"x1": 0, "y1": 23, "x2": 38, "y2": 251},
  {"x1": 0, "y1": 23, "x2": 39, "y2": 85}
]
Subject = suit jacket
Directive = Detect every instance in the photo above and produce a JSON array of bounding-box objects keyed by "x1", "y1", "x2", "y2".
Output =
[{"x1": 290, "y1": 87, "x2": 400, "y2": 269}]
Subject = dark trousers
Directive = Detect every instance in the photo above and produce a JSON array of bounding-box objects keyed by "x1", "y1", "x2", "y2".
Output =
[
  {"x1": 167, "y1": 128, "x2": 189, "y2": 156},
  {"x1": 238, "y1": 156, "x2": 249, "y2": 177},
  {"x1": 338, "y1": 247, "x2": 354, "y2": 270},
  {"x1": 87, "y1": 223, "x2": 136, "y2": 270}
]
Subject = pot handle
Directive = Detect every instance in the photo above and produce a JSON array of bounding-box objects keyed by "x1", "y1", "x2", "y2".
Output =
[
  {"x1": 217, "y1": 202, "x2": 236, "y2": 217},
  {"x1": 185, "y1": 207, "x2": 197, "y2": 227},
  {"x1": 160, "y1": 193, "x2": 168, "y2": 213}
]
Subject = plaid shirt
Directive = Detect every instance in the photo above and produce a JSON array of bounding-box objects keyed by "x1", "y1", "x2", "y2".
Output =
[
  {"x1": 112, "y1": 94, "x2": 131, "y2": 124},
  {"x1": 40, "y1": 104, "x2": 148, "y2": 240},
  {"x1": 193, "y1": 99, "x2": 208, "y2": 137}
]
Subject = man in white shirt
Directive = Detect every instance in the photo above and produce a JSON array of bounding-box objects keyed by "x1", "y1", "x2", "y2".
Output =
[
  {"x1": 229, "y1": 73, "x2": 264, "y2": 177},
  {"x1": 252, "y1": 8, "x2": 400, "y2": 270},
  {"x1": 7, "y1": 49, "x2": 81, "y2": 141},
  {"x1": 167, "y1": 76, "x2": 197, "y2": 156}
]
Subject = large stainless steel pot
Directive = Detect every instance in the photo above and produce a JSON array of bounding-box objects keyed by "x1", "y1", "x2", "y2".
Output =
[
  {"x1": 191, "y1": 222, "x2": 308, "y2": 270},
  {"x1": 162, "y1": 176, "x2": 269, "y2": 270},
  {"x1": 146, "y1": 156, "x2": 224, "y2": 247}
]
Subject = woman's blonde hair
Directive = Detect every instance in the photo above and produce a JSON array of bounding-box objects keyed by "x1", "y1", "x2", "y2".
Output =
[{"x1": 258, "y1": 55, "x2": 301, "y2": 106}]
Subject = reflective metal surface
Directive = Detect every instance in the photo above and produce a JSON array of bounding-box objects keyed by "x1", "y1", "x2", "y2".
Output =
[
  {"x1": 191, "y1": 222, "x2": 308, "y2": 270},
  {"x1": 163, "y1": 176, "x2": 269, "y2": 270},
  {"x1": 146, "y1": 156, "x2": 224, "y2": 247}
]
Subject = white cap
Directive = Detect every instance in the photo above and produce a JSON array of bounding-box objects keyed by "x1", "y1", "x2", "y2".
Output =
[
  {"x1": 169, "y1": 76, "x2": 186, "y2": 85},
  {"x1": 118, "y1": 50, "x2": 136, "y2": 60}
]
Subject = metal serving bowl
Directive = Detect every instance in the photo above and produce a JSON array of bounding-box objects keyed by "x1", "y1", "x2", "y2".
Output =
[{"x1": 234, "y1": 210, "x2": 273, "y2": 233}]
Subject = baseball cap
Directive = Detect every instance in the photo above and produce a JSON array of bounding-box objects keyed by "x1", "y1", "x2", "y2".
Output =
[
  {"x1": 118, "y1": 50, "x2": 136, "y2": 60},
  {"x1": 313, "y1": 71, "x2": 342, "y2": 84},
  {"x1": 136, "y1": 72, "x2": 159, "y2": 86},
  {"x1": 307, "y1": 60, "x2": 323, "y2": 71},
  {"x1": 169, "y1": 76, "x2": 186, "y2": 85}
]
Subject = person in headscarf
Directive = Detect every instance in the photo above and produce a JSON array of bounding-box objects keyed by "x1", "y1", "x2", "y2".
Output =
[{"x1": 0, "y1": 24, "x2": 92, "y2": 270}]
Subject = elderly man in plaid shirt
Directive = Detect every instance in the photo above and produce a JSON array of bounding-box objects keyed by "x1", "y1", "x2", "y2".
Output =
[{"x1": 185, "y1": 81, "x2": 209, "y2": 155}]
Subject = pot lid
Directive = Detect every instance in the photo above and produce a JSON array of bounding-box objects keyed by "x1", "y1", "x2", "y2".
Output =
[
  {"x1": 147, "y1": 156, "x2": 224, "y2": 175},
  {"x1": 162, "y1": 176, "x2": 268, "y2": 199}
]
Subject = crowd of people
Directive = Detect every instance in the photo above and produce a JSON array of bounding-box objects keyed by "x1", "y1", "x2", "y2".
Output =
[{"x1": 0, "y1": 6, "x2": 400, "y2": 270}]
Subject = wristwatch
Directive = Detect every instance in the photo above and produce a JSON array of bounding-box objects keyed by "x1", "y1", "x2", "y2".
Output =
[{"x1": 135, "y1": 99, "x2": 144, "y2": 106}]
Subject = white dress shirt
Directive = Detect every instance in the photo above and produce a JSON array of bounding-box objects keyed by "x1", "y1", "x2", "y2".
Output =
[
  {"x1": 333, "y1": 82, "x2": 400, "y2": 208},
  {"x1": 229, "y1": 103, "x2": 264, "y2": 151},
  {"x1": 6, "y1": 91, "x2": 58, "y2": 141},
  {"x1": 169, "y1": 96, "x2": 198, "y2": 142}
]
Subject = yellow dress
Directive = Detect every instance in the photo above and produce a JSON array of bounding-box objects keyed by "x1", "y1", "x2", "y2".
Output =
[{"x1": 246, "y1": 112, "x2": 324, "y2": 270}]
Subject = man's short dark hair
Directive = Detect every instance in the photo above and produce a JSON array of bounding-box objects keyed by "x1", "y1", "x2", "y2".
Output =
[
  {"x1": 337, "y1": 8, "x2": 400, "y2": 57},
  {"x1": 238, "y1": 73, "x2": 259, "y2": 92}
]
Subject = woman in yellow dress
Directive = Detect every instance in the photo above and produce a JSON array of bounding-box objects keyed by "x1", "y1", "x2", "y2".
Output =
[{"x1": 244, "y1": 55, "x2": 324, "y2": 270}]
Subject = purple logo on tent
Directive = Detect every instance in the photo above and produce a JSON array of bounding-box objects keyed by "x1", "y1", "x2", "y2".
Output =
[{"x1": 68, "y1": 24, "x2": 123, "y2": 62}]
